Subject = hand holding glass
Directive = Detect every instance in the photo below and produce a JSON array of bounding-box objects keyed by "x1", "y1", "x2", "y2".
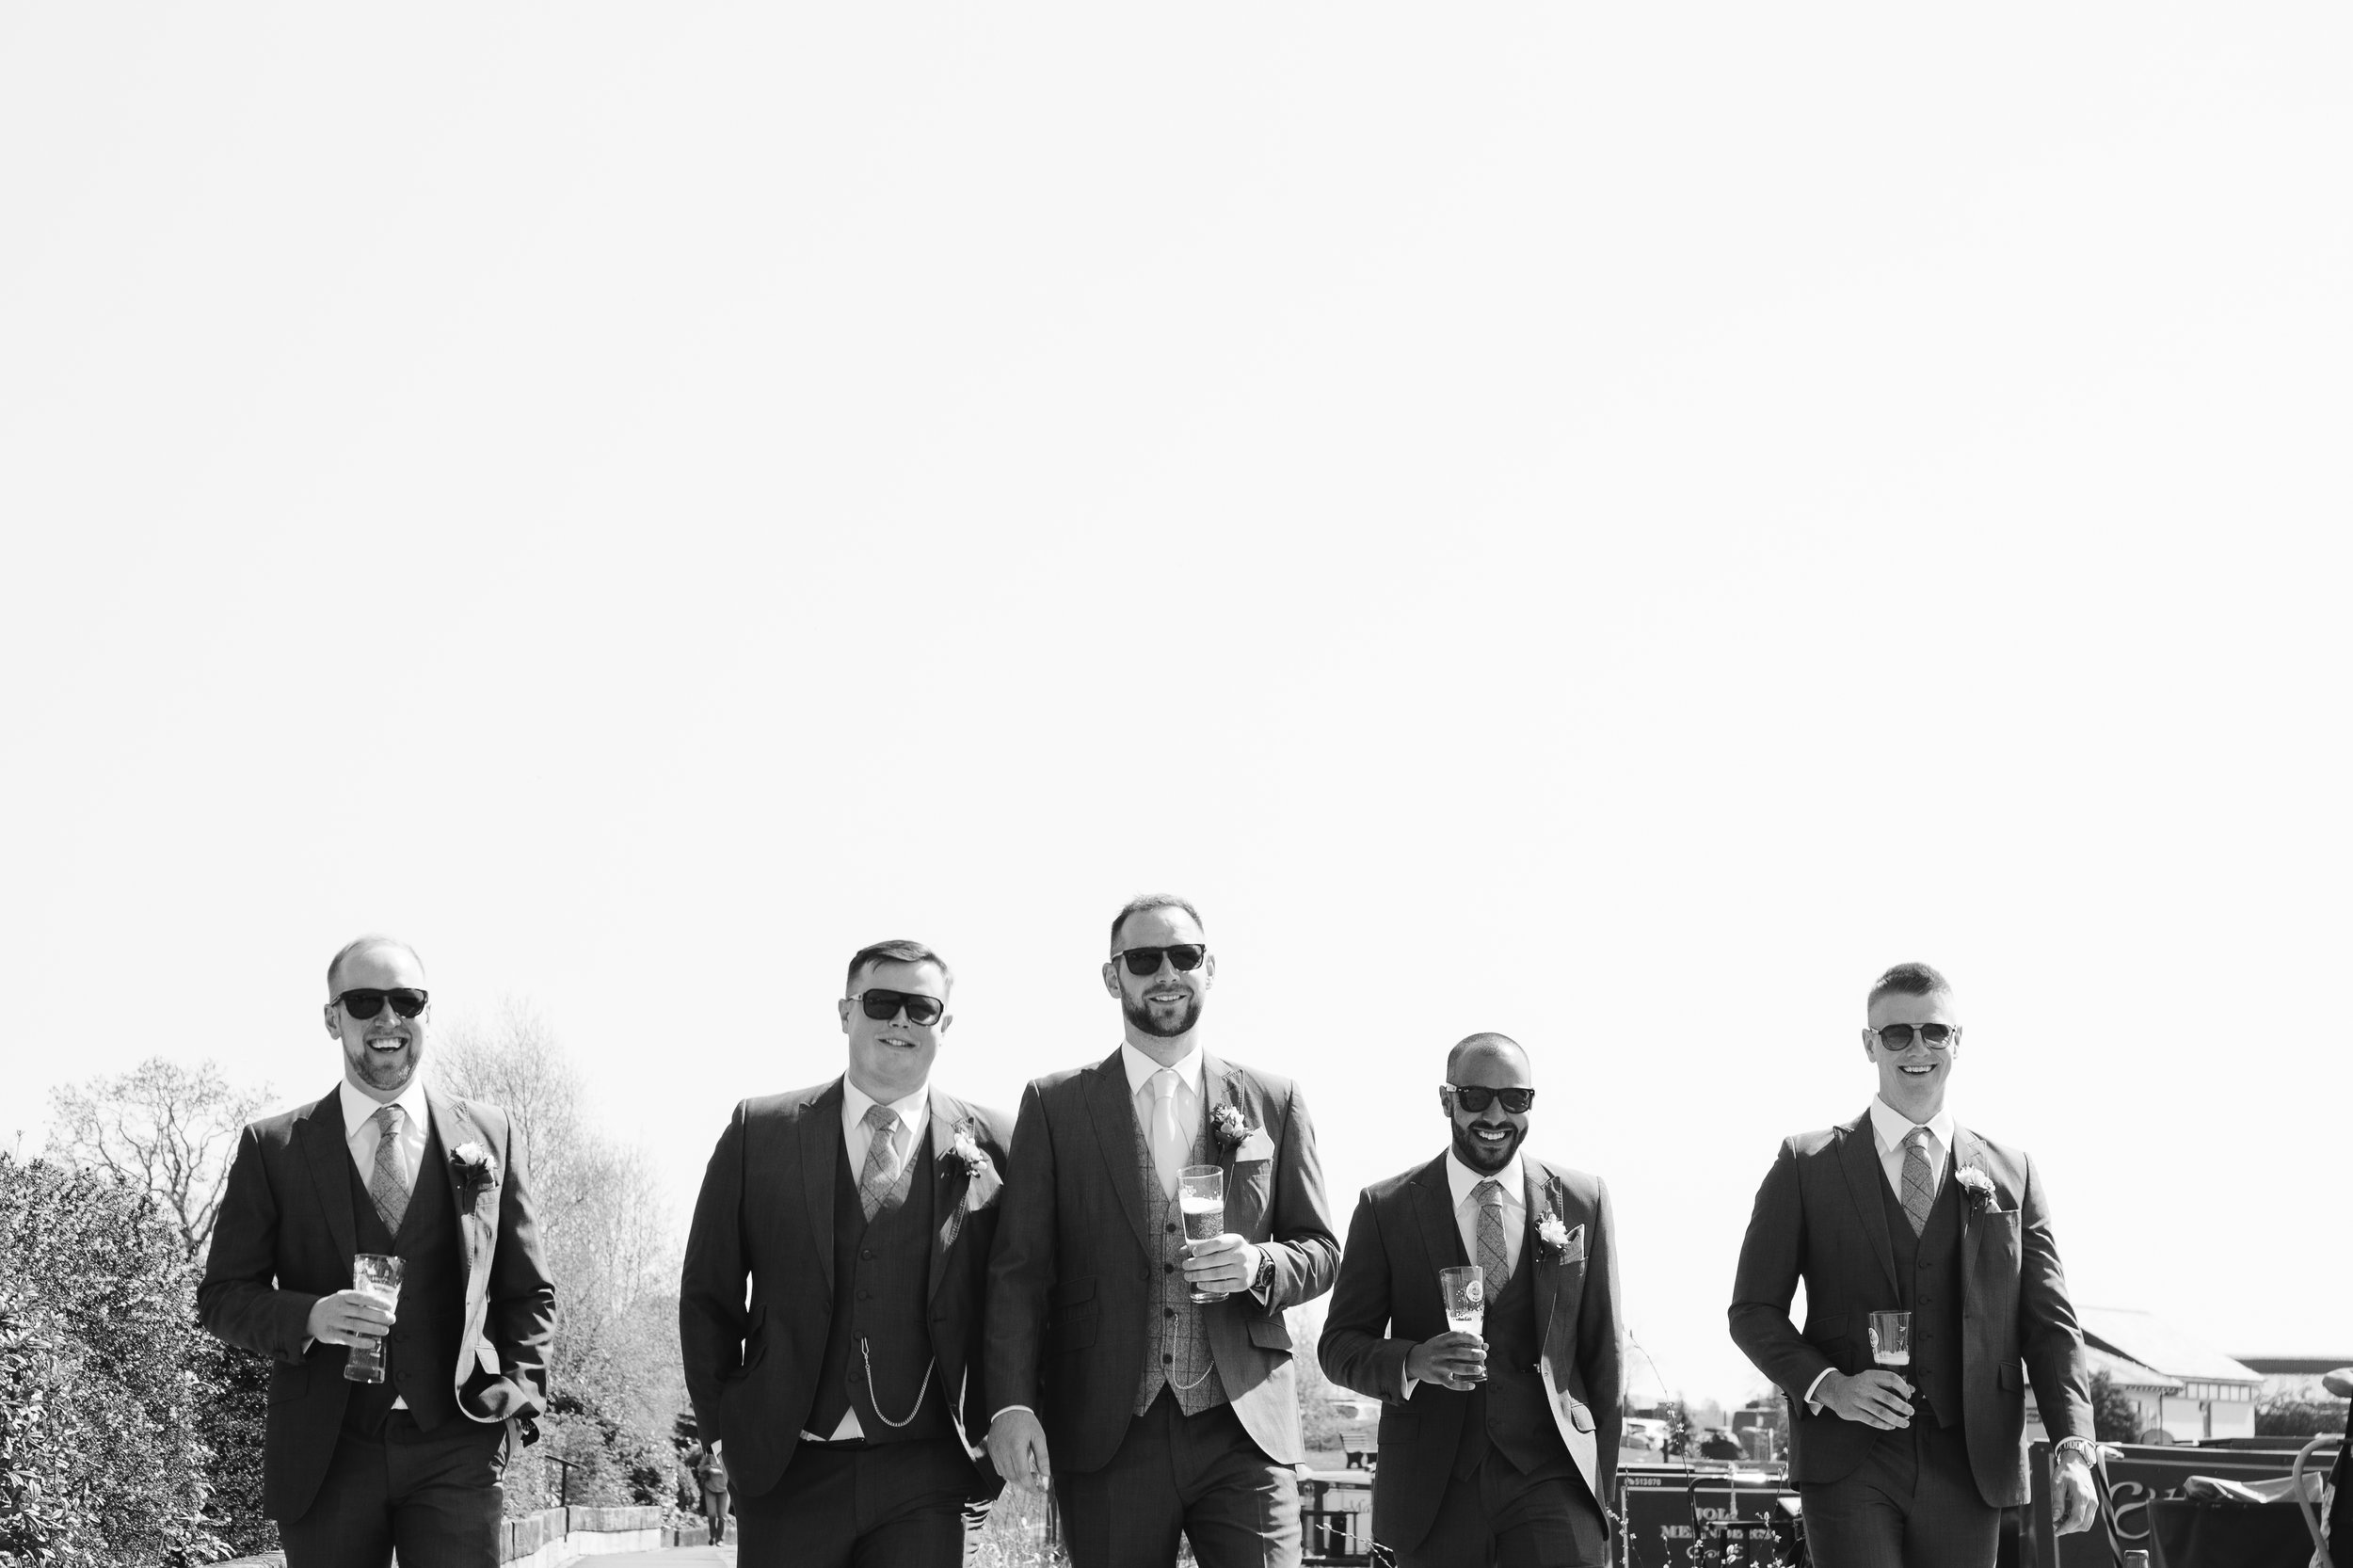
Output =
[
  {"x1": 1868, "y1": 1310, "x2": 1913, "y2": 1369},
  {"x1": 1438, "y1": 1265, "x2": 1488, "y2": 1383},
  {"x1": 344, "y1": 1254, "x2": 406, "y2": 1383},
  {"x1": 1178, "y1": 1166, "x2": 1227, "y2": 1304}
]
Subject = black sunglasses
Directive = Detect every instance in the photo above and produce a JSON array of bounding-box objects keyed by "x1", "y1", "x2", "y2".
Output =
[
  {"x1": 1445, "y1": 1084, "x2": 1535, "y2": 1114},
  {"x1": 851, "y1": 989, "x2": 946, "y2": 1026},
  {"x1": 337, "y1": 987, "x2": 429, "y2": 1020},
  {"x1": 1112, "y1": 944, "x2": 1208, "y2": 977},
  {"x1": 1870, "y1": 1023, "x2": 1960, "y2": 1051}
]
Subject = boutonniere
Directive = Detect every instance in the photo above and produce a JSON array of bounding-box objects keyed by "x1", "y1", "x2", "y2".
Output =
[
  {"x1": 1209, "y1": 1103, "x2": 1251, "y2": 1151},
  {"x1": 1954, "y1": 1165, "x2": 1998, "y2": 1213},
  {"x1": 1537, "y1": 1213, "x2": 1572, "y2": 1255},
  {"x1": 449, "y1": 1142, "x2": 498, "y2": 1198},
  {"x1": 940, "y1": 1125, "x2": 1000, "y2": 1211}
]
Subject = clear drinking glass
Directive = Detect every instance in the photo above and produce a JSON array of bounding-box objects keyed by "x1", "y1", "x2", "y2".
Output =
[
  {"x1": 1438, "y1": 1265, "x2": 1487, "y2": 1383},
  {"x1": 1177, "y1": 1165, "x2": 1226, "y2": 1304},
  {"x1": 344, "y1": 1253, "x2": 406, "y2": 1384},
  {"x1": 1868, "y1": 1309, "x2": 1913, "y2": 1369}
]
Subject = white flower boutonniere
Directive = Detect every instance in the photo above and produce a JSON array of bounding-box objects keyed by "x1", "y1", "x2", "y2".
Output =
[
  {"x1": 449, "y1": 1142, "x2": 498, "y2": 1191},
  {"x1": 1537, "y1": 1213, "x2": 1572, "y2": 1254},
  {"x1": 949, "y1": 1128, "x2": 989, "y2": 1180},
  {"x1": 1209, "y1": 1104, "x2": 1251, "y2": 1151},
  {"x1": 1954, "y1": 1165, "x2": 1998, "y2": 1213}
]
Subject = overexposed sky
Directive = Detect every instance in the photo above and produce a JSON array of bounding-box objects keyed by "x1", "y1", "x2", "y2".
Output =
[{"x1": 4, "y1": 8, "x2": 2346, "y2": 1405}]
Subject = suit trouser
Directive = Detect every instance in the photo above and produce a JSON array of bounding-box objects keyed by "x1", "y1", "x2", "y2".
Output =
[
  {"x1": 1056, "y1": 1387, "x2": 1303, "y2": 1568},
  {"x1": 1394, "y1": 1448, "x2": 1609, "y2": 1568},
  {"x1": 1801, "y1": 1416, "x2": 2002, "y2": 1568},
  {"x1": 734, "y1": 1436, "x2": 973, "y2": 1568},
  {"x1": 278, "y1": 1409, "x2": 507, "y2": 1568}
]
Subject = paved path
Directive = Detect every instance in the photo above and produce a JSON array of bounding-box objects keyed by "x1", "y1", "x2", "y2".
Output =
[{"x1": 584, "y1": 1547, "x2": 734, "y2": 1565}]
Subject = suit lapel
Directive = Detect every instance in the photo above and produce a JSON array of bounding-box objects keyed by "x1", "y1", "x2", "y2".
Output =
[
  {"x1": 1526, "y1": 1164, "x2": 1559, "y2": 1335},
  {"x1": 803, "y1": 1079, "x2": 846, "y2": 1295},
  {"x1": 1083, "y1": 1049, "x2": 1153, "y2": 1256},
  {"x1": 424, "y1": 1089, "x2": 476, "y2": 1278},
  {"x1": 1836, "y1": 1112, "x2": 1902, "y2": 1300},
  {"x1": 1953, "y1": 1124, "x2": 1984, "y2": 1304},
  {"x1": 1406, "y1": 1155, "x2": 1463, "y2": 1279},
  {"x1": 298, "y1": 1086, "x2": 359, "y2": 1266},
  {"x1": 1205, "y1": 1055, "x2": 1245, "y2": 1187},
  {"x1": 927, "y1": 1089, "x2": 961, "y2": 1304}
]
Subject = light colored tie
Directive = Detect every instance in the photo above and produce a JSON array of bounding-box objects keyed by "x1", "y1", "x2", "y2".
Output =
[
  {"x1": 1149, "y1": 1070, "x2": 1187, "y2": 1200},
  {"x1": 858, "y1": 1105, "x2": 905, "y2": 1222},
  {"x1": 368, "y1": 1104, "x2": 409, "y2": 1234},
  {"x1": 1474, "y1": 1178, "x2": 1512, "y2": 1290},
  {"x1": 1900, "y1": 1127, "x2": 1935, "y2": 1236}
]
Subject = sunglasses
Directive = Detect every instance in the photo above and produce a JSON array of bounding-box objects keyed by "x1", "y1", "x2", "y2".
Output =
[
  {"x1": 1112, "y1": 944, "x2": 1208, "y2": 977},
  {"x1": 1870, "y1": 1023, "x2": 1960, "y2": 1051},
  {"x1": 1445, "y1": 1085, "x2": 1535, "y2": 1114},
  {"x1": 337, "y1": 987, "x2": 429, "y2": 1020},
  {"x1": 851, "y1": 989, "x2": 946, "y2": 1026}
]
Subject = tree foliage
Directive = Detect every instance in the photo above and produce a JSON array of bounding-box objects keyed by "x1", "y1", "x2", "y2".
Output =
[
  {"x1": 0, "y1": 1156, "x2": 222, "y2": 1567},
  {"x1": 46, "y1": 1060, "x2": 271, "y2": 1260},
  {"x1": 2087, "y1": 1369, "x2": 2145, "y2": 1443}
]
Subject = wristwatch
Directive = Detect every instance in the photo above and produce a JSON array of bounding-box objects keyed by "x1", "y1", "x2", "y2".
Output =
[
  {"x1": 1251, "y1": 1249, "x2": 1277, "y2": 1295},
  {"x1": 2053, "y1": 1435, "x2": 2099, "y2": 1469}
]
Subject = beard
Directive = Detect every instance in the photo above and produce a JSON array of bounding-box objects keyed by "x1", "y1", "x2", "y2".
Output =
[
  {"x1": 1122, "y1": 989, "x2": 1203, "y2": 1039},
  {"x1": 348, "y1": 1035, "x2": 420, "y2": 1092},
  {"x1": 1450, "y1": 1119, "x2": 1524, "y2": 1174}
]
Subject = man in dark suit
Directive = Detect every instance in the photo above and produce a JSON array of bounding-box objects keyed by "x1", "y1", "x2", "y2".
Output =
[
  {"x1": 1729, "y1": 961, "x2": 2100, "y2": 1568},
  {"x1": 199, "y1": 935, "x2": 555, "y2": 1568},
  {"x1": 984, "y1": 894, "x2": 1340, "y2": 1568},
  {"x1": 680, "y1": 937, "x2": 1012, "y2": 1568},
  {"x1": 1320, "y1": 1032, "x2": 1624, "y2": 1567}
]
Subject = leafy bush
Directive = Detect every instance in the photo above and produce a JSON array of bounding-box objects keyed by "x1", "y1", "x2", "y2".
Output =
[
  {"x1": 0, "y1": 1155, "x2": 222, "y2": 1567},
  {"x1": 2087, "y1": 1369, "x2": 2146, "y2": 1444}
]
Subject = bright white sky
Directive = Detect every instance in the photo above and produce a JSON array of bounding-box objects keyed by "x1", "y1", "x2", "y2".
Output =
[{"x1": 4, "y1": 8, "x2": 2347, "y2": 1407}]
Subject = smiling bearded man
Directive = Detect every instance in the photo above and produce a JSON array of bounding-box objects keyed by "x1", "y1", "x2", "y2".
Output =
[
  {"x1": 680, "y1": 938, "x2": 1012, "y2": 1568},
  {"x1": 199, "y1": 936, "x2": 554, "y2": 1568},
  {"x1": 1728, "y1": 962, "x2": 2100, "y2": 1568}
]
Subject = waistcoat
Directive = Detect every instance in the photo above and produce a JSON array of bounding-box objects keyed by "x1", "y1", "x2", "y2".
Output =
[
  {"x1": 1454, "y1": 1211, "x2": 1570, "y2": 1479},
  {"x1": 345, "y1": 1122, "x2": 462, "y2": 1433},
  {"x1": 1879, "y1": 1156, "x2": 1965, "y2": 1429},
  {"x1": 1129, "y1": 1096, "x2": 1226, "y2": 1416},
  {"x1": 807, "y1": 1128, "x2": 951, "y2": 1444}
]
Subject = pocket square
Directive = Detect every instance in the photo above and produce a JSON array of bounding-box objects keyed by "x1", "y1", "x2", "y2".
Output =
[
  {"x1": 1549, "y1": 1223, "x2": 1586, "y2": 1264},
  {"x1": 1235, "y1": 1128, "x2": 1275, "y2": 1162}
]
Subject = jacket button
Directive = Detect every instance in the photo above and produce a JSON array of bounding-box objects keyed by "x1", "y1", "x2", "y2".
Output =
[
  {"x1": 858, "y1": 1289, "x2": 871, "y2": 1301},
  {"x1": 1165, "y1": 1223, "x2": 1178, "y2": 1234},
  {"x1": 863, "y1": 1249, "x2": 875, "y2": 1260},
  {"x1": 1162, "y1": 1354, "x2": 1173, "y2": 1365},
  {"x1": 1164, "y1": 1263, "x2": 1176, "y2": 1274},
  {"x1": 1165, "y1": 1307, "x2": 1176, "y2": 1319}
]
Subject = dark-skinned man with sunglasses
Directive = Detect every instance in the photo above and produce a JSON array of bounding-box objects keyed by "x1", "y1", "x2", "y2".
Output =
[
  {"x1": 1729, "y1": 962, "x2": 2099, "y2": 1568},
  {"x1": 199, "y1": 936, "x2": 555, "y2": 1568},
  {"x1": 1319, "y1": 1032, "x2": 1625, "y2": 1567},
  {"x1": 680, "y1": 938, "x2": 1012, "y2": 1568},
  {"x1": 984, "y1": 895, "x2": 1340, "y2": 1568}
]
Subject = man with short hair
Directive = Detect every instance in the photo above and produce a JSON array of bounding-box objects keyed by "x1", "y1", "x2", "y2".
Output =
[
  {"x1": 680, "y1": 938, "x2": 1012, "y2": 1568},
  {"x1": 984, "y1": 896, "x2": 1341, "y2": 1568},
  {"x1": 200, "y1": 936, "x2": 555, "y2": 1568},
  {"x1": 1319, "y1": 1032, "x2": 1625, "y2": 1567},
  {"x1": 1729, "y1": 963, "x2": 2100, "y2": 1568}
]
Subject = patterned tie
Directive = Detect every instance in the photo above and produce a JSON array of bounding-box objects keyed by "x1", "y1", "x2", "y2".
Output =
[
  {"x1": 1149, "y1": 1070, "x2": 1187, "y2": 1200},
  {"x1": 1474, "y1": 1178, "x2": 1512, "y2": 1290},
  {"x1": 368, "y1": 1104, "x2": 409, "y2": 1234},
  {"x1": 858, "y1": 1105, "x2": 905, "y2": 1222},
  {"x1": 1900, "y1": 1126, "x2": 1936, "y2": 1236}
]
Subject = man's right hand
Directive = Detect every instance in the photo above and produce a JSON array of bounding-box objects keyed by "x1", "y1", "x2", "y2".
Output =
[
  {"x1": 984, "y1": 1409, "x2": 1052, "y2": 1495},
  {"x1": 306, "y1": 1289, "x2": 395, "y2": 1348},
  {"x1": 1405, "y1": 1332, "x2": 1488, "y2": 1392},
  {"x1": 1817, "y1": 1368, "x2": 1913, "y2": 1429}
]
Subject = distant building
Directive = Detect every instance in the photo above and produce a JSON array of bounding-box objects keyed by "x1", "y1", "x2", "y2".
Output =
[
  {"x1": 2235, "y1": 1355, "x2": 2353, "y2": 1408},
  {"x1": 2023, "y1": 1307, "x2": 2264, "y2": 1444}
]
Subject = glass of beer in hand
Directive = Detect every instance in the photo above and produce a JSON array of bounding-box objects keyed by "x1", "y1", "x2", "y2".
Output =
[
  {"x1": 1178, "y1": 1166, "x2": 1227, "y2": 1304},
  {"x1": 1438, "y1": 1265, "x2": 1487, "y2": 1383},
  {"x1": 344, "y1": 1253, "x2": 406, "y2": 1384},
  {"x1": 1868, "y1": 1310, "x2": 1913, "y2": 1370}
]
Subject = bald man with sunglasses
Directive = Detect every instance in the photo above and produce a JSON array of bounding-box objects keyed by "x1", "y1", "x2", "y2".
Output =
[
  {"x1": 199, "y1": 935, "x2": 554, "y2": 1568},
  {"x1": 984, "y1": 895, "x2": 1340, "y2": 1568},
  {"x1": 680, "y1": 938, "x2": 1012, "y2": 1568}
]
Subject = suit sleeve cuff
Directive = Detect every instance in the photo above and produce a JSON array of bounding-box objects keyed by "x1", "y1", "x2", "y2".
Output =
[{"x1": 1802, "y1": 1368, "x2": 1833, "y2": 1412}]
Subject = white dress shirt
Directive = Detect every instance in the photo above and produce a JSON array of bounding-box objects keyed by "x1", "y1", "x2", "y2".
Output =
[
  {"x1": 805, "y1": 1076, "x2": 934, "y2": 1443},
  {"x1": 1802, "y1": 1097, "x2": 1959, "y2": 1409},
  {"x1": 340, "y1": 1075, "x2": 429, "y2": 1198},
  {"x1": 1121, "y1": 1039, "x2": 1205, "y2": 1128}
]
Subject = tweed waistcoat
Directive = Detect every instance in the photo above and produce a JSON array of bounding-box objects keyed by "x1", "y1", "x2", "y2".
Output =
[
  {"x1": 1452, "y1": 1213, "x2": 1570, "y2": 1479},
  {"x1": 1880, "y1": 1156, "x2": 1965, "y2": 1429},
  {"x1": 344, "y1": 1123, "x2": 462, "y2": 1433},
  {"x1": 808, "y1": 1129, "x2": 951, "y2": 1444},
  {"x1": 1128, "y1": 1096, "x2": 1226, "y2": 1416}
]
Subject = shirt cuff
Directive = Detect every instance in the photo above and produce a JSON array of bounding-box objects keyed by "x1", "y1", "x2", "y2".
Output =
[
  {"x1": 992, "y1": 1405, "x2": 1035, "y2": 1421},
  {"x1": 1803, "y1": 1368, "x2": 1834, "y2": 1412}
]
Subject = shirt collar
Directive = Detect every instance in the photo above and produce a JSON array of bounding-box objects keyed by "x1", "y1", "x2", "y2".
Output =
[
  {"x1": 340, "y1": 1073, "x2": 429, "y2": 1142},
  {"x1": 844, "y1": 1076, "x2": 931, "y2": 1129},
  {"x1": 1868, "y1": 1096, "x2": 1955, "y2": 1156},
  {"x1": 1122, "y1": 1040, "x2": 1205, "y2": 1097},
  {"x1": 1445, "y1": 1147, "x2": 1527, "y2": 1210}
]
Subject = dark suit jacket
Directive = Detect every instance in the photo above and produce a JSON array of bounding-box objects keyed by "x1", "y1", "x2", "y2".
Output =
[
  {"x1": 198, "y1": 1084, "x2": 555, "y2": 1522},
  {"x1": 1728, "y1": 1113, "x2": 2093, "y2": 1508},
  {"x1": 1319, "y1": 1154, "x2": 1624, "y2": 1550},
  {"x1": 984, "y1": 1048, "x2": 1340, "y2": 1473},
  {"x1": 678, "y1": 1079, "x2": 1014, "y2": 1502}
]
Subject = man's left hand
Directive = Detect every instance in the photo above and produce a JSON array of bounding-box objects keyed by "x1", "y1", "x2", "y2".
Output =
[
  {"x1": 2054, "y1": 1451, "x2": 2100, "y2": 1535},
  {"x1": 1182, "y1": 1235, "x2": 1260, "y2": 1297}
]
